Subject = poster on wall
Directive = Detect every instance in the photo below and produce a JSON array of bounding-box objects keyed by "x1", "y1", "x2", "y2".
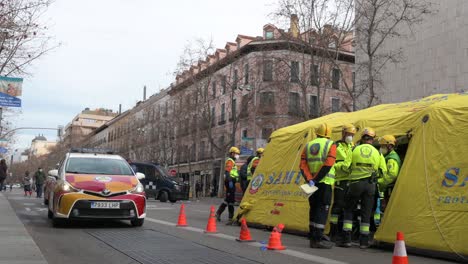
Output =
[
  {"x1": 240, "y1": 137, "x2": 254, "y2": 156},
  {"x1": 0, "y1": 76, "x2": 23, "y2": 107}
]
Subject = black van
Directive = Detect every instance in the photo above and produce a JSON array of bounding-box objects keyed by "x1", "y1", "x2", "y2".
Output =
[{"x1": 130, "y1": 162, "x2": 189, "y2": 203}]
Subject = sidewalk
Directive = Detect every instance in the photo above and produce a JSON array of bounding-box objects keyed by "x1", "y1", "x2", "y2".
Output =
[{"x1": 0, "y1": 192, "x2": 48, "y2": 264}]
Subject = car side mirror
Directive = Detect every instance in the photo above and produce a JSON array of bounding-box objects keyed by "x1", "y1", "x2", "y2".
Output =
[
  {"x1": 48, "y1": 169, "x2": 59, "y2": 179},
  {"x1": 136, "y1": 172, "x2": 145, "y2": 180}
]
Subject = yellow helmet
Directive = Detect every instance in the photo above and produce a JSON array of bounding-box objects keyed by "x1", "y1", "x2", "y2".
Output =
[
  {"x1": 256, "y1": 148, "x2": 264, "y2": 154},
  {"x1": 343, "y1": 124, "x2": 356, "y2": 134},
  {"x1": 361, "y1": 127, "x2": 376, "y2": 138},
  {"x1": 379, "y1": 135, "x2": 396, "y2": 146},
  {"x1": 316, "y1": 123, "x2": 332, "y2": 138},
  {"x1": 229, "y1": 146, "x2": 240, "y2": 154}
]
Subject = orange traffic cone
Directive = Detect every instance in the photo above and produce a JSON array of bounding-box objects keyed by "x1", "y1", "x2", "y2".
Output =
[
  {"x1": 176, "y1": 203, "x2": 188, "y2": 227},
  {"x1": 236, "y1": 218, "x2": 255, "y2": 242},
  {"x1": 392, "y1": 232, "x2": 409, "y2": 264},
  {"x1": 266, "y1": 224, "x2": 286, "y2": 250},
  {"x1": 204, "y1": 205, "x2": 218, "y2": 233}
]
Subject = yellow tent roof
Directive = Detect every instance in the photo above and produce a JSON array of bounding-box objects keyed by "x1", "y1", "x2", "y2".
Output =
[{"x1": 239, "y1": 93, "x2": 468, "y2": 258}]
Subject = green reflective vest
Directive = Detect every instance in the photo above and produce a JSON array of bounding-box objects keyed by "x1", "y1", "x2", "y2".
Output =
[
  {"x1": 226, "y1": 158, "x2": 239, "y2": 181},
  {"x1": 378, "y1": 150, "x2": 401, "y2": 189},
  {"x1": 349, "y1": 144, "x2": 387, "y2": 181},
  {"x1": 305, "y1": 137, "x2": 335, "y2": 185},
  {"x1": 334, "y1": 141, "x2": 353, "y2": 181},
  {"x1": 246, "y1": 157, "x2": 259, "y2": 181}
]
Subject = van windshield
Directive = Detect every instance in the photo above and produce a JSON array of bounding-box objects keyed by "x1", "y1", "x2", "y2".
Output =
[{"x1": 66, "y1": 158, "x2": 134, "y2": 175}]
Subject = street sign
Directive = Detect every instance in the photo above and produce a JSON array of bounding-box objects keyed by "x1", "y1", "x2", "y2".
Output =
[
  {"x1": 0, "y1": 76, "x2": 23, "y2": 107},
  {"x1": 0, "y1": 139, "x2": 7, "y2": 142},
  {"x1": 0, "y1": 147, "x2": 8, "y2": 154},
  {"x1": 169, "y1": 169, "x2": 177, "y2": 176}
]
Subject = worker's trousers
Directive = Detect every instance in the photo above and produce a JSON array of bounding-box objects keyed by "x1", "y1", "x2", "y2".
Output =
[
  {"x1": 309, "y1": 182, "x2": 332, "y2": 242},
  {"x1": 342, "y1": 178, "x2": 376, "y2": 237}
]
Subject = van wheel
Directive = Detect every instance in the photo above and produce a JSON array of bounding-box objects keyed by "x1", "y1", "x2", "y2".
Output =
[
  {"x1": 52, "y1": 217, "x2": 65, "y2": 228},
  {"x1": 44, "y1": 197, "x2": 49, "y2": 205},
  {"x1": 159, "y1": 191, "x2": 168, "y2": 202},
  {"x1": 169, "y1": 199, "x2": 177, "y2": 203},
  {"x1": 131, "y1": 218, "x2": 144, "y2": 227}
]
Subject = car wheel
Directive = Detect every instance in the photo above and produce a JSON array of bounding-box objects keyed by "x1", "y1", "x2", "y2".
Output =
[
  {"x1": 52, "y1": 217, "x2": 65, "y2": 228},
  {"x1": 159, "y1": 191, "x2": 168, "y2": 203},
  {"x1": 131, "y1": 218, "x2": 144, "y2": 227},
  {"x1": 169, "y1": 199, "x2": 177, "y2": 203},
  {"x1": 44, "y1": 197, "x2": 49, "y2": 205},
  {"x1": 47, "y1": 209, "x2": 53, "y2": 219}
]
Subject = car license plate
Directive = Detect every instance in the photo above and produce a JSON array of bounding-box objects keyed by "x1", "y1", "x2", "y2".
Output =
[{"x1": 90, "y1": 201, "x2": 120, "y2": 209}]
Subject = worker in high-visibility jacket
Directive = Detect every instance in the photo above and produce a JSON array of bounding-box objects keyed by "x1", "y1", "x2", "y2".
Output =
[
  {"x1": 299, "y1": 123, "x2": 336, "y2": 249},
  {"x1": 246, "y1": 148, "x2": 264, "y2": 188},
  {"x1": 339, "y1": 128, "x2": 387, "y2": 249},
  {"x1": 377, "y1": 135, "x2": 401, "y2": 211},
  {"x1": 216, "y1": 146, "x2": 240, "y2": 225},
  {"x1": 329, "y1": 124, "x2": 356, "y2": 242}
]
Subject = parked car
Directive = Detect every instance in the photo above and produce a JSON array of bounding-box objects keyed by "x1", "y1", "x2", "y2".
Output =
[
  {"x1": 130, "y1": 162, "x2": 189, "y2": 203},
  {"x1": 46, "y1": 148, "x2": 146, "y2": 227}
]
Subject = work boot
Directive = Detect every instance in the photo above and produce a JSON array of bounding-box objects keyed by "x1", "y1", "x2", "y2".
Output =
[
  {"x1": 310, "y1": 239, "x2": 334, "y2": 249},
  {"x1": 359, "y1": 235, "x2": 370, "y2": 249},
  {"x1": 215, "y1": 213, "x2": 221, "y2": 222},
  {"x1": 337, "y1": 231, "x2": 352, "y2": 248},
  {"x1": 329, "y1": 223, "x2": 338, "y2": 242}
]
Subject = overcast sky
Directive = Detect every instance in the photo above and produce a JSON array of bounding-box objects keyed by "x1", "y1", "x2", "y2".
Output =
[{"x1": 12, "y1": 0, "x2": 277, "y2": 151}]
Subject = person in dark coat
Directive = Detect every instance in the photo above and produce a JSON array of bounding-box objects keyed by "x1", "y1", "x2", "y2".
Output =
[{"x1": 0, "y1": 159, "x2": 8, "y2": 192}]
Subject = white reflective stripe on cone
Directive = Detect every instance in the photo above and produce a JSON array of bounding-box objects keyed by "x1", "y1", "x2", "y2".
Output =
[{"x1": 393, "y1": 241, "x2": 407, "y2": 257}]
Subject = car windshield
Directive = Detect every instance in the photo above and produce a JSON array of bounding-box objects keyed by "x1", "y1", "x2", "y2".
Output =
[{"x1": 66, "y1": 157, "x2": 134, "y2": 175}]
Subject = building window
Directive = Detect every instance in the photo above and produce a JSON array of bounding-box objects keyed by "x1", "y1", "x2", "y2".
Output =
[
  {"x1": 199, "y1": 141, "x2": 205, "y2": 160},
  {"x1": 310, "y1": 64, "x2": 319, "y2": 86},
  {"x1": 212, "y1": 81, "x2": 216, "y2": 99},
  {"x1": 260, "y1": 92, "x2": 275, "y2": 107},
  {"x1": 211, "y1": 107, "x2": 216, "y2": 124},
  {"x1": 240, "y1": 94, "x2": 249, "y2": 118},
  {"x1": 309, "y1": 95, "x2": 318, "y2": 117},
  {"x1": 164, "y1": 102, "x2": 168, "y2": 116},
  {"x1": 221, "y1": 76, "x2": 227, "y2": 95},
  {"x1": 352, "y1": 72, "x2": 356, "y2": 91},
  {"x1": 242, "y1": 129, "x2": 248, "y2": 138},
  {"x1": 244, "y1": 64, "x2": 249, "y2": 85},
  {"x1": 332, "y1": 68, "x2": 340, "y2": 89},
  {"x1": 291, "y1": 61, "x2": 300, "y2": 83},
  {"x1": 288, "y1": 92, "x2": 300, "y2": 115},
  {"x1": 233, "y1": 69, "x2": 238, "y2": 89},
  {"x1": 220, "y1": 103, "x2": 226, "y2": 123},
  {"x1": 262, "y1": 127, "x2": 273, "y2": 139},
  {"x1": 231, "y1": 98, "x2": 237, "y2": 120},
  {"x1": 332, "y1": 98, "x2": 340, "y2": 113},
  {"x1": 263, "y1": 60, "x2": 273, "y2": 82},
  {"x1": 265, "y1": 31, "x2": 274, "y2": 39}
]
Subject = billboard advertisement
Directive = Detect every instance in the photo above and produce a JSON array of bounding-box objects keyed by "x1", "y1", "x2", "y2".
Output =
[{"x1": 0, "y1": 76, "x2": 23, "y2": 107}]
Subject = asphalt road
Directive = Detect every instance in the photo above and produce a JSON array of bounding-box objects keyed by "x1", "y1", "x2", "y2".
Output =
[{"x1": 4, "y1": 189, "x2": 459, "y2": 264}]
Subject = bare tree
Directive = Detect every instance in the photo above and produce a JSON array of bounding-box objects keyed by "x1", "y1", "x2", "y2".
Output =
[
  {"x1": 272, "y1": 0, "x2": 356, "y2": 118},
  {"x1": 0, "y1": 0, "x2": 59, "y2": 76},
  {"x1": 354, "y1": 0, "x2": 431, "y2": 108}
]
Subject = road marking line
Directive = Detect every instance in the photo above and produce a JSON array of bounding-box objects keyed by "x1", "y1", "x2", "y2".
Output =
[
  {"x1": 144, "y1": 217, "x2": 348, "y2": 264},
  {"x1": 25, "y1": 207, "x2": 31, "y2": 211}
]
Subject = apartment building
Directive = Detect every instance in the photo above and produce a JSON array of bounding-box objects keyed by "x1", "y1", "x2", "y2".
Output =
[{"x1": 83, "y1": 17, "x2": 354, "y2": 196}]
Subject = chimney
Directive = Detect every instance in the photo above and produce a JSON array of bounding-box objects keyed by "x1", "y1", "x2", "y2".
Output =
[
  {"x1": 143, "y1": 85, "x2": 147, "y2": 101},
  {"x1": 119, "y1": 104, "x2": 122, "y2": 114},
  {"x1": 290, "y1": 14, "x2": 299, "y2": 38}
]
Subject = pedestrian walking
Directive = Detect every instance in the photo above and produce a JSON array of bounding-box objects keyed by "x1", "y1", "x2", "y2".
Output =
[
  {"x1": 339, "y1": 128, "x2": 387, "y2": 249},
  {"x1": 299, "y1": 123, "x2": 337, "y2": 249},
  {"x1": 329, "y1": 124, "x2": 356, "y2": 242},
  {"x1": 216, "y1": 146, "x2": 240, "y2": 225},
  {"x1": 24, "y1": 171, "x2": 32, "y2": 197},
  {"x1": 9, "y1": 183, "x2": 12, "y2": 191},
  {"x1": 34, "y1": 167, "x2": 46, "y2": 198},
  {"x1": 195, "y1": 180, "x2": 202, "y2": 199},
  {"x1": 0, "y1": 159, "x2": 8, "y2": 192}
]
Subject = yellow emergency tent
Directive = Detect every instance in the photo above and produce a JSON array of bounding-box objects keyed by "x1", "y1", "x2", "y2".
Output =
[{"x1": 239, "y1": 93, "x2": 468, "y2": 258}]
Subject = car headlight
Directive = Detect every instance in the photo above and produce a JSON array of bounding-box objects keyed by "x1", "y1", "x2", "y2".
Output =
[
  {"x1": 131, "y1": 183, "x2": 145, "y2": 194},
  {"x1": 60, "y1": 182, "x2": 78, "y2": 192},
  {"x1": 174, "y1": 184, "x2": 181, "y2": 191}
]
